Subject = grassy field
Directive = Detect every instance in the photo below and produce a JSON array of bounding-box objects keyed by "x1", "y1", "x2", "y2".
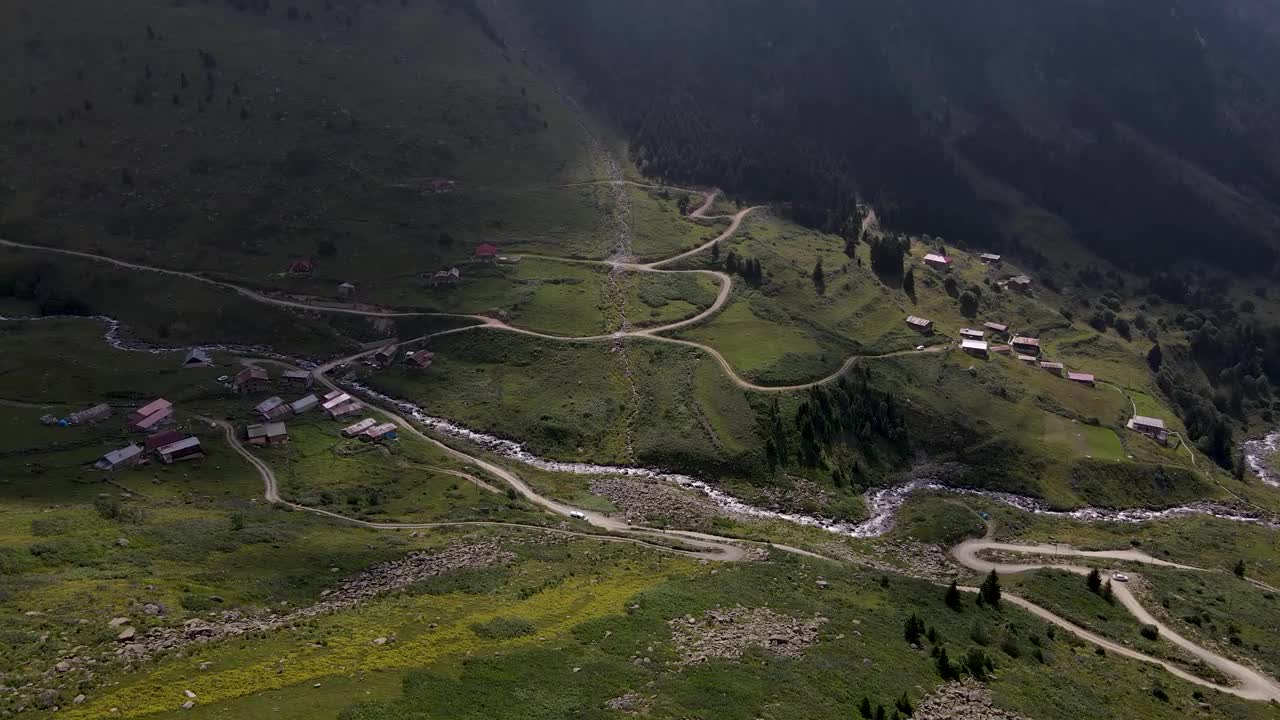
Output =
[
  {"x1": 1002, "y1": 569, "x2": 1227, "y2": 682},
  {"x1": 362, "y1": 329, "x2": 634, "y2": 464},
  {"x1": 45, "y1": 545, "x2": 1270, "y2": 720},
  {"x1": 1043, "y1": 415, "x2": 1125, "y2": 460},
  {"x1": 985, "y1": 503, "x2": 1280, "y2": 588},
  {"x1": 359, "y1": 330, "x2": 764, "y2": 475},
  {"x1": 265, "y1": 414, "x2": 521, "y2": 524},
  {"x1": 0, "y1": 249, "x2": 358, "y2": 358},
  {"x1": 1140, "y1": 566, "x2": 1280, "y2": 680},
  {"x1": 623, "y1": 270, "x2": 721, "y2": 330},
  {"x1": 628, "y1": 185, "x2": 725, "y2": 262}
]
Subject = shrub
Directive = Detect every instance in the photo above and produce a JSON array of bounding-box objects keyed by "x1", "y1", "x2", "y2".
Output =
[
  {"x1": 999, "y1": 637, "x2": 1022, "y2": 658},
  {"x1": 969, "y1": 621, "x2": 990, "y2": 646},
  {"x1": 30, "y1": 516, "x2": 74, "y2": 536},
  {"x1": 470, "y1": 616, "x2": 536, "y2": 640},
  {"x1": 1139, "y1": 624, "x2": 1159, "y2": 641},
  {"x1": 962, "y1": 648, "x2": 994, "y2": 680}
]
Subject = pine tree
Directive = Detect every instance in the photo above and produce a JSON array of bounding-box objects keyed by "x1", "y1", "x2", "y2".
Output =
[
  {"x1": 944, "y1": 580, "x2": 962, "y2": 610},
  {"x1": 1147, "y1": 343, "x2": 1163, "y2": 371},
  {"x1": 874, "y1": 705, "x2": 886, "y2": 720},
  {"x1": 903, "y1": 267, "x2": 915, "y2": 296},
  {"x1": 812, "y1": 258, "x2": 825, "y2": 293},
  {"x1": 895, "y1": 693, "x2": 913, "y2": 716},
  {"x1": 859, "y1": 697, "x2": 873, "y2": 719},
  {"x1": 1102, "y1": 579, "x2": 1114, "y2": 604},
  {"x1": 1234, "y1": 559, "x2": 1247, "y2": 578},
  {"x1": 935, "y1": 646, "x2": 955, "y2": 680},
  {"x1": 725, "y1": 251, "x2": 738, "y2": 274},
  {"x1": 979, "y1": 569, "x2": 1001, "y2": 608},
  {"x1": 903, "y1": 613, "x2": 924, "y2": 644},
  {"x1": 1086, "y1": 568, "x2": 1102, "y2": 594},
  {"x1": 711, "y1": 241, "x2": 720, "y2": 262}
]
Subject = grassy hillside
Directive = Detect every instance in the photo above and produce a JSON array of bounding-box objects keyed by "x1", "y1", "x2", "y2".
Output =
[{"x1": 0, "y1": 0, "x2": 611, "y2": 287}]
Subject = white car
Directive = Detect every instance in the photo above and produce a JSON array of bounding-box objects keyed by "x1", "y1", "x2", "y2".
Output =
[
  {"x1": 1112, "y1": 573, "x2": 1130, "y2": 582},
  {"x1": 569, "y1": 510, "x2": 586, "y2": 520},
  {"x1": 915, "y1": 345, "x2": 925, "y2": 351},
  {"x1": 216, "y1": 375, "x2": 229, "y2": 382}
]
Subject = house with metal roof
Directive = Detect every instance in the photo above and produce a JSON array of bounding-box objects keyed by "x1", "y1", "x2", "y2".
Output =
[
  {"x1": 961, "y1": 339, "x2": 989, "y2": 358},
  {"x1": 1126, "y1": 415, "x2": 1169, "y2": 444},
  {"x1": 130, "y1": 398, "x2": 174, "y2": 432},
  {"x1": 145, "y1": 430, "x2": 186, "y2": 452},
  {"x1": 290, "y1": 394, "x2": 319, "y2": 415},
  {"x1": 246, "y1": 422, "x2": 289, "y2": 446},
  {"x1": 68, "y1": 403, "x2": 112, "y2": 425},
  {"x1": 182, "y1": 348, "x2": 212, "y2": 368},
  {"x1": 406, "y1": 350, "x2": 435, "y2": 369},
  {"x1": 282, "y1": 370, "x2": 312, "y2": 389},
  {"x1": 905, "y1": 315, "x2": 934, "y2": 334},
  {"x1": 1007, "y1": 275, "x2": 1033, "y2": 292},
  {"x1": 373, "y1": 344, "x2": 399, "y2": 367},
  {"x1": 234, "y1": 367, "x2": 270, "y2": 394},
  {"x1": 923, "y1": 253, "x2": 952, "y2": 270},
  {"x1": 342, "y1": 418, "x2": 377, "y2": 438},
  {"x1": 1067, "y1": 372, "x2": 1096, "y2": 387},
  {"x1": 1039, "y1": 361, "x2": 1065, "y2": 376},
  {"x1": 95, "y1": 444, "x2": 145, "y2": 471},
  {"x1": 1011, "y1": 336, "x2": 1041, "y2": 355},
  {"x1": 362, "y1": 423, "x2": 399, "y2": 442},
  {"x1": 255, "y1": 396, "x2": 292, "y2": 421},
  {"x1": 156, "y1": 436, "x2": 204, "y2": 464}
]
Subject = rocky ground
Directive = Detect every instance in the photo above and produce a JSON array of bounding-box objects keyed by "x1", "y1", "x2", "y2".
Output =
[
  {"x1": 818, "y1": 539, "x2": 961, "y2": 583},
  {"x1": 914, "y1": 681, "x2": 1030, "y2": 720},
  {"x1": 8, "y1": 542, "x2": 513, "y2": 714},
  {"x1": 667, "y1": 606, "x2": 827, "y2": 665},
  {"x1": 590, "y1": 475, "x2": 725, "y2": 528},
  {"x1": 604, "y1": 692, "x2": 652, "y2": 715}
]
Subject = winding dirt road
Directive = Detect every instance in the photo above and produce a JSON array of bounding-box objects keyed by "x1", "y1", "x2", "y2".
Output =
[
  {"x1": 951, "y1": 539, "x2": 1280, "y2": 702},
  {"x1": 200, "y1": 414, "x2": 748, "y2": 562},
  {"x1": 0, "y1": 195, "x2": 936, "y2": 394}
]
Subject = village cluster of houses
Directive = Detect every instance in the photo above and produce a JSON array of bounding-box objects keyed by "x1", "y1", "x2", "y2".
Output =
[
  {"x1": 229, "y1": 362, "x2": 410, "y2": 449},
  {"x1": 340, "y1": 417, "x2": 399, "y2": 442},
  {"x1": 371, "y1": 343, "x2": 435, "y2": 370},
  {"x1": 94, "y1": 398, "x2": 204, "y2": 471},
  {"x1": 906, "y1": 317, "x2": 1097, "y2": 387},
  {"x1": 235, "y1": 365, "x2": 366, "y2": 446},
  {"x1": 919, "y1": 251, "x2": 1033, "y2": 294}
]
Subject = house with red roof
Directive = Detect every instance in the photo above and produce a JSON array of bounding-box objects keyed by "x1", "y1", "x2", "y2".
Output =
[
  {"x1": 474, "y1": 243, "x2": 499, "y2": 263},
  {"x1": 286, "y1": 258, "x2": 316, "y2": 274}
]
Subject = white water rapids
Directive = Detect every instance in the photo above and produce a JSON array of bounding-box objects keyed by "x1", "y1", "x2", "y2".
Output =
[
  {"x1": 7, "y1": 314, "x2": 1279, "y2": 538},
  {"x1": 1243, "y1": 428, "x2": 1280, "y2": 489}
]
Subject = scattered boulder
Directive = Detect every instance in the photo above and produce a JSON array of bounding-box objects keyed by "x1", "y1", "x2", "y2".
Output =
[
  {"x1": 107, "y1": 617, "x2": 131, "y2": 628},
  {"x1": 667, "y1": 606, "x2": 826, "y2": 665},
  {"x1": 914, "y1": 681, "x2": 1030, "y2": 720},
  {"x1": 116, "y1": 627, "x2": 136, "y2": 642},
  {"x1": 115, "y1": 538, "x2": 130, "y2": 548}
]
